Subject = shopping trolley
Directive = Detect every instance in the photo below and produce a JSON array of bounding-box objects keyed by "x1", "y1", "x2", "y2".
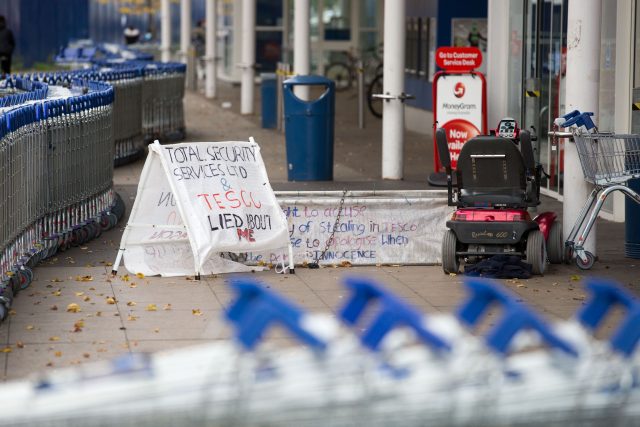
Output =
[{"x1": 550, "y1": 110, "x2": 640, "y2": 269}]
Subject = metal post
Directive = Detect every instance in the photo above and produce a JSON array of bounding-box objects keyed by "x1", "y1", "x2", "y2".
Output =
[
  {"x1": 160, "y1": 0, "x2": 171, "y2": 63},
  {"x1": 381, "y1": 0, "x2": 406, "y2": 179},
  {"x1": 357, "y1": 59, "x2": 365, "y2": 129},
  {"x1": 240, "y1": 0, "x2": 256, "y2": 115},
  {"x1": 563, "y1": 0, "x2": 601, "y2": 255},
  {"x1": 205, "y1": 0, "x2": 217, "y2": 99},
  {"x1": 293, "y1": 0, "x2": 310, "y2": 101},
  {"x1": 180, "y1": 0, "x2": 191, "y2": 65},
  {"x1": 276, "y1": 62, "x2": 284, "y2": 131}
]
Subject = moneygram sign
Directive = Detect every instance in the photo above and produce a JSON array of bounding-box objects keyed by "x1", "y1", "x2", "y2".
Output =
[{"x1": 432, "y1": 48, "x2": 486, "y2": 171}]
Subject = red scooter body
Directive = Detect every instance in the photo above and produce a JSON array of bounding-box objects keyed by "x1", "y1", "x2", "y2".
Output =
[{"x1": 534, "y1": 211, "x2": 558, "y2": 240}]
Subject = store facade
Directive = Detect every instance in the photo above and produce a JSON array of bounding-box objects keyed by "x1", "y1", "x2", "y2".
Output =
[{"x1": 489, "y1": 0, "x2": 639, "y2": 222}]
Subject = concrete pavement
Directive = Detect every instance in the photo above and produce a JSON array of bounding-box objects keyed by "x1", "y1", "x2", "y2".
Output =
[{"x1": 1, "y1": 82, "x2": 638, "y2": 381}]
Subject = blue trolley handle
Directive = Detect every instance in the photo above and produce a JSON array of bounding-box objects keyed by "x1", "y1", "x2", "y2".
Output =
[
  {"x1": 559, "y1": 111, "x2": 597, "y2": 131},
  {"x1": 225, "y1": 278, "x2": 326, "y2": 351},
  {"x1": 339, "y1": 276, "x2": 451, "y2": 352},
  {"x1": 577, "y1": 278, "x2": 640, "y2": 357},
  {"x1": 457, "y1": 278, "x2": 577, "y2": 356}
]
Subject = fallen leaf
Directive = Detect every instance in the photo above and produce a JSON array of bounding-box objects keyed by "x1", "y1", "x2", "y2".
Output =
[
  {"x1": 67, "y1": 303, "x2": 82, "y2": 313},
  {"x1": 192, "y1": 309, "x2": 203, "y2": 316},
  {"x1": 97, "y1": 348, "x2": 107, "y2": 353},
  {"x1": 50, "y1": 305, "x2": 58, "y2": 311},
  {"x1": 83, "y1": 353, "x2": 91, "y2": 358},
  {"x1": 52, "y1": 290, "x2": 61, "y2": 297},
  {"x1": 75, "y1": 275, "x2": 93, "y2": 282},
  {"x1": 105, "y1": 262, "x2": 113, "y2": 267},
  {"x1": 73, "y1": 320, "x2": 85, "y2": 330},
  {"x1": 121, "y1": 275, "x2": 130, "y2": 282},
  {"x1": 95, "y1": 311, "x2": 102, "y2": 317},
  {"x1": 135, "y1": 272, "x2": 145, "y2": 279},
  {"x1": 83, "y1": 296, "x2": 91, "y2": 302},
  {"x1": 88, "y1": 287, "x2": 96, "y2": 291},
  {"x1": 46, "y1": 362, "x2": 53, "y2": 367},
  {"x1": 163, "y1": 304, "x2": 172, "y2": 310},
  {"x1": 129, "y1": 283, "x2": 137, "y2": 288},
  {"x1": 54, "y1": 351, "x2": 62, "y2": 357},
  {"x1": 1, "y1": 346, "x2": 12, "y2": 353},
  {"x1": 16, "y1": 341, "x2": 24, "y2": 348},
  {"x1": 570, "y1": 275, "x2": 581, "y2": 282},
  {"x1": 126, "y1": 301, "x2": 137, "y2": 307},
  {"x1": 50, "y1": 278, "x2": 64, "y2": 283},
  {"x1": 154, "y1": 328, "x2": 160, "y2": 333},
  {"x1": 9, "y1": 310, "x2": 16, "y2": 315},
  {"x1": 80, "y1": 246, "x2": 88, "y2": 250},
  {"x1": 339, "y1": 261, "x2": 352, "y2": 267},
  {"x1": 448, "y1": 273, "x2": 457, "y2": 277},
  {"x1": 25, "y1": 325, "x2": 35, "y2": 330},
  {"x1": 145, "y1": 304, "x2": 157, "y2": 311},
  {"x1": 106, "y1": 297, "x2": 116, "y2": 305},
  {"x1": 75, "y1": 292, "x2": 85, "y2": 297},
  {"x1": 49, "y1": 336, "x2": 60, "y2": 342},
  {"x1": 127, "y1": 315, "x2": 138, "y2": 321}
]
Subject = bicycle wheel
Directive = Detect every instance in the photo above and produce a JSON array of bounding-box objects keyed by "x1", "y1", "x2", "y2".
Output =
[
  {"x1": 367, "y1": 74, "x2": 384, "y2": 118},
  {"x1": 325, "y1": 62, "x2": 352, "y2": 91}
]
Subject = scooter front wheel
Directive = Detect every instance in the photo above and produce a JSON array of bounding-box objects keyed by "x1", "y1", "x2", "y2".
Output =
[{"x1": 442, "y1": 230, "x2": 460, "y2": 274}]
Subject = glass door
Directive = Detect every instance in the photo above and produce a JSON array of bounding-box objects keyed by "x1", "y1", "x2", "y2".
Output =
[{"x1": 523, "y1": 0, "x2": 567, "y2": 198}]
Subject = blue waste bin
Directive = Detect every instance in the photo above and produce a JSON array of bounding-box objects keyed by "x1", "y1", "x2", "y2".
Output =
[
  {"x1": 626, "y1": 178, "x2": 640, "y2": 258},
  {"x1": 261, "y1": 73, "x2": 277, "y2": 129},
  {"x1": 283, "y1": 75, "x2": 335, "y2": 181}
]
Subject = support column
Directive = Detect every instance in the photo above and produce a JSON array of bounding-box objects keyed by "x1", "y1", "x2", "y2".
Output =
[
  {"x1": 564, "y1": 0, "x2": 602, "y2": 254},
  {"x1": 293, "y1": 0, "x2": 310, "y2": 100},
  {"x1": 180, "y1": 0, "x2": 192, "y2": 64},
  {"x1": 160, "y1": 0, "x2": 171, "y2": 62},
  {"x1": 205, "y1": 0, "x2": 217, "y2": 99},
  {"x1": 486, "y1": 0, "x2": 510, "y2": 127},
  {"x1": 240, "y1": 0, "x2": 256, "y2": 114},
  {"x1": 381, "y1": 0, "x2": 406, "y2": 180}
]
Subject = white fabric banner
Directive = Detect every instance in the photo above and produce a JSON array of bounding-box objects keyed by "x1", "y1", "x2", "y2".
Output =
[
  {"x1": 247, "y1": 192, "x2": 453, "y2": 266},
  {"x1": 120, "y1": 140, "x2": 290, "y2": 276}
]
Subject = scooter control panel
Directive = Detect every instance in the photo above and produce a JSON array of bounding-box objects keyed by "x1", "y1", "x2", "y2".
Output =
[{"x1": 497, "y1": 118, "x2": 518, "y2": 139}]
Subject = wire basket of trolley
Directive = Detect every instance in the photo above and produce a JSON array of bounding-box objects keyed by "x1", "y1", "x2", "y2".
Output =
[{"x1": 550, "y1": 110, "x2": 640, "y2": 270}]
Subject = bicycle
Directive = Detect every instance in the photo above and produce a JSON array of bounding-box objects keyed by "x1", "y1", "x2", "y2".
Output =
[
  {"x1": 366, "y1": 73, "x2": 383, "y2": 118},
  {"x1": 324, "y1": 44, "x2": 383, "y2": 92}
]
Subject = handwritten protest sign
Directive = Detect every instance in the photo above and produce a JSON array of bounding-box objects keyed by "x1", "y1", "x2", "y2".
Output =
[
  {"x1": 248, "y1": 191, "x2": 453, "y2": 266},
  {"x1": 114, "y1": 140, "x2": 291, "y2": 277}
]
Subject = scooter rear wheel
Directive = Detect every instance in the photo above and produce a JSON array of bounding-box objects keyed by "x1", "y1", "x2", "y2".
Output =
[
  {"x1": 547, "y1": 221, "x2": 563, "y2": 264},
  {"x1": 526, "y1": 230, "x2": 547, "y2": 275},
  {"x1": 442, "y1": 230, "x2": 460, "y2": 274}
]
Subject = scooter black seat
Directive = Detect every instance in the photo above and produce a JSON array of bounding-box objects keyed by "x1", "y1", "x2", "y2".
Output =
[{"x1": 456, "y1": 136, "x2": 535, "y2": 208}]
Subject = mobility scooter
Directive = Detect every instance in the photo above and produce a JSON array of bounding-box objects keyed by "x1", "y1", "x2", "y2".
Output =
[{"x1": 438, "y1": 119, "x2": 563, "y2": 275}]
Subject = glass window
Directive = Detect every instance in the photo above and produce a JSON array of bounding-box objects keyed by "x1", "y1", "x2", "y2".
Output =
[
  {"x1": 635, "y1": 0, "x2": 640, "y2": 87},
  {"x1": 599, "y1": 0, "x2": 617, "y2": 213},
  {"x1": 324, "y1": 0, "x2": 351, "y2": 40}
]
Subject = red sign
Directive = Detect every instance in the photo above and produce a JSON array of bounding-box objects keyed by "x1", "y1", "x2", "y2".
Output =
[
  {"x1": 440, "y1": 119, "x2": 481, "y2": 168},
  {"x1": 435, "y1": 47, "x2": 483, "y2": 72}
]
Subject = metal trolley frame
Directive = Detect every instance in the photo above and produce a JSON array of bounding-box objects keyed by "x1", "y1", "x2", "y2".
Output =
[{"x1": 551, "y1": 111, "x2": 640, "y2": 269}]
